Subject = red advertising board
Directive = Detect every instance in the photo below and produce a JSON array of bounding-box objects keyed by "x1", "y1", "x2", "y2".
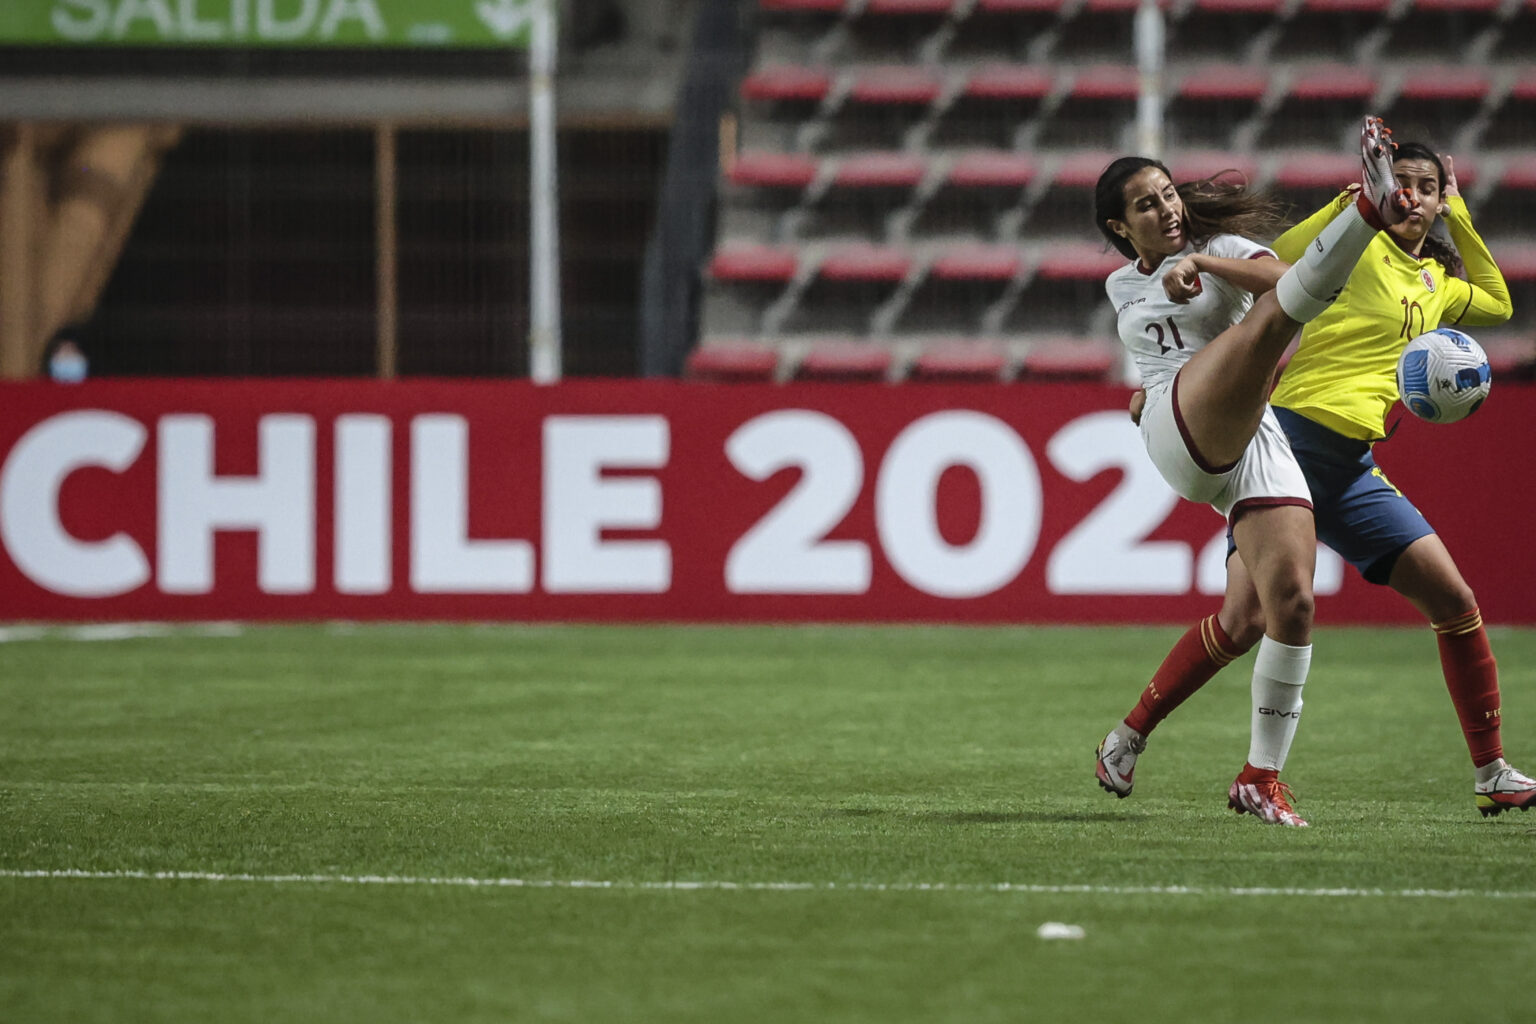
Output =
[{"x1": 0, "y1": 379, "x2": 1530, "y2": 623}]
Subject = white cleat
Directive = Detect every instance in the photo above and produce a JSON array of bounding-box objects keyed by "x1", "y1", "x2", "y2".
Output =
[
  {"x1": 1228, "y1": 777, "x2": 1309, "y2": 827},
  {"x1": 1096, "y1": 726, "x2": 1146, "y2": 798},
  {"x1": 1475, "y1": 759, "x2": 1536, "y2": 818},
  {"x1": 1359, "y1": 115, "x2": 1416, "y2": 227}
]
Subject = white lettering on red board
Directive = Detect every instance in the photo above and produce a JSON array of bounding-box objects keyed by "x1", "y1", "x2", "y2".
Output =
[{"x1": 0, "y1": 408, "x2": 1341, "y2": 599}]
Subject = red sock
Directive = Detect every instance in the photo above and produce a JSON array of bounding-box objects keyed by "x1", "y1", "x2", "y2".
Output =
[
  {"x1": 1434, "y1": 608, "x2": 1503, "y2": 767},
  {"x1": 1125, "y1": 614, "x2": 1246, "y2": 736}
]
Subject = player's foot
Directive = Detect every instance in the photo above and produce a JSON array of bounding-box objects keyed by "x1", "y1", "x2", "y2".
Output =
[
  {"x1": 1228, "y1": 773, "x2": 1309, "y2": 827},
  {"x1": 1095, "y1": 725, "x2": 1146, "y2": 798},
  {"x1": 1474, "y1": 759, "x2": 1536, "y2": 817},
  {"x1": 1359, "y1": 115, "x2": 1416, "y2": 228}
]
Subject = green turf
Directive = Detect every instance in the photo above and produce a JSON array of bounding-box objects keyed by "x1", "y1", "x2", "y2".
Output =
[{"x1": 3, "y1": 624, "x2": 1535, "y2": 1023}]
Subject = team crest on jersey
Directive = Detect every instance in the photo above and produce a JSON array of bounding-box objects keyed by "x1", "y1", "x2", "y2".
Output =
[{"x1": 1421, "y1": 268, "x2": 1436, "y2": 292}]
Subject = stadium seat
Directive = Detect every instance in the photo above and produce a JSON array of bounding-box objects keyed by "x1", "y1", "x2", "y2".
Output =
[
  {"x1": 786, "y1": 243, "x2": 914, "y2": 333},
  {"x1": 1384, "y1": 0, "x2": 1502, "y2": 58},
  {"x1": 932, "y1": 65, "x2": 1054, "y2": 149},
  {"x1": 741, "y1": 66, "x2": 834, "y2": 106},
  {"x1": 812, "y1": 151, "x2": 928, "y2": 238},
  {"x1": 1272, "y1": 0, "x2": 1396, "y2": 58},
  {"x1": 709, "y1": 242, "x2": 801, "y2": 282},
  {"x1": 1476, "y1": 155, "x2": 1536, "y2": 241},
  {"x1": 1016, "y1": 336, "x2": 1122, "y2": 380},
  {"x1": 1486, "y1": 69, "x2": 1536, "y2": 150},
  {"x1": 1039, "y1": 65, "x2": 1140, "y2": 149},
  {"x1": 720, "y1": 150, "x2": 821, "y2": 238},
  {"x1": 1272, "y1": 152, "x2": 1357, "y2": 214},
  {"x1": 1381, "y1": 67, "x2": 1492, "y2": 135},
  {"x1": 1166, "y1": 65, "x2": 1271, "y2": 150},
  {"x1": 822, "y1": 66, "x2": 946, "y2": 150},
  {"x1": 1009, "y1": 244, "x2": 1124, "y2": 333},
  {"x1": 1170, "y1": 0, "x2": 1289, "y2": 60},
  {"x1": 1258, "y1": 65, "x2": 1379, "y2": 150},
  {"x1": 1053, "y1": 0, "x2": 1158, "y2": 60},
  {"x1": 685, "y1": 340, "x2": 783, "y2": 382},
  {"x1": 795, "y1": 338, "x2": 896, "y2": 380},
  {"x1": 907, "y1": 339, "x2": 1012, "y2": 381},
  {"x1": 901, "y1": 244, "x2": 1023, "y2": 331},
  {"x1": 947, "y1": 0, "x2": 1065, "y2": 60},
  {"x1": 1166, "y1": 151, "x2": 1261, "y2": 188},
  {"x1": 1491, "y1": 0, "x2": 1536, "y2": 58},
  {"x1": 915, "y1": 151, "x2": 1037, "y2": 239},
  {"x1": 1023, "y1": 150, "x2": 1116, "y2": 237}
]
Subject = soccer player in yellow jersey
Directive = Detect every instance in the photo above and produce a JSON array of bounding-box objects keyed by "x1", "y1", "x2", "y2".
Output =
[{"x1": 1096, "y1": 142, "x2": 1536, "y2": 818}]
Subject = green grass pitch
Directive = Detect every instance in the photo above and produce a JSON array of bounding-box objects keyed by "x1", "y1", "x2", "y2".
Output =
[{"x1": 4, "y1": 623, "x2": 1536, "y2": 1023}]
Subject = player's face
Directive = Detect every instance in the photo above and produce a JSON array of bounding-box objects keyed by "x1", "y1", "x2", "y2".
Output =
[
  {"x1": 1386, "y1": 158, "x2": 1442, "y2": 250},
  {"x1": 1111, "y1": 167, "x2": 1187, "y2": 266}
]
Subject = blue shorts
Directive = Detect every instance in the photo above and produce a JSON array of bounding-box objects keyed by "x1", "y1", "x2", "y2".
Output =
[{"x1": 1227, "y1": 407, "x2": 1435, "y2": 585}]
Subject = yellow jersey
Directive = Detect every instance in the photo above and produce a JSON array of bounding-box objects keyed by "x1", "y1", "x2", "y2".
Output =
[{"x1": 1268, "y1": 193, "x2": 1513, "y2": 440}]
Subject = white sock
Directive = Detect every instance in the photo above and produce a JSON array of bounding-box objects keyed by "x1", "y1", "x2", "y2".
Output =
[
  {"x1": 1248, "y1": 635, "x2": 1311, "y2": 772},
  {"x1": 1274, "y1": 198, "x2": 1378, "y2": 322}
]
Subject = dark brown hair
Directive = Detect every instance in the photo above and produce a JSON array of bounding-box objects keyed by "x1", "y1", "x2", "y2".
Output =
[{"x1": 1094, "y1": 156, "x2": 1288, "y2": 260}]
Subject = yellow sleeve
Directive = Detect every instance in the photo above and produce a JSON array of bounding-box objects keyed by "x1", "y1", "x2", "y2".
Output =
[
  {"x1": 1439, "y1": 195, "x2": 1513, "y2": 327},
  {"x1": 1271, "y1": 192, "x2": 1352, "y2": 263}
]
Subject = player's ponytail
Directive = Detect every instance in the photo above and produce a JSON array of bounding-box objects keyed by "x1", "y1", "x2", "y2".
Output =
[{"x1": 1177, "y1": 174, "x2": 1288, "y2": 251}]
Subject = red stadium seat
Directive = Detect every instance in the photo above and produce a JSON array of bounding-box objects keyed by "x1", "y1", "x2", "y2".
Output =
[
  {"x1": 848, "y1": 66, "x2": 945, "y2": 105},
  {"x1": 935, "y1": 66, "x2": 1054, "y2": 148},
  {"x1": 1482, "y1": 335, "x2": 1536, "y2": 379},
  {"x1": 1178, "y1": 65, "x2": 1269, "y2": 102},
  {"x1": 908, "y1": 340, "x2": 1010, "y2": 381},
  {"x1": 1272, "y1": 152, "x2": 1357, "y2": 212},
  {"x1": 864, "y1": 0, "x2": 958, "y2": 12},
  {"x1": 741, "y1": 66, "x2": 834, "y2": 104},
  {"x1": 931, "y1": 244, "x2": 1024, "y2": 282},
  {"x1": 686, "y1": 341, "x2": 782, "y2": 382},
  {"x1": 1394, "y1": 67, "x2": 1491, "y2": 103},
  {"x1": 1495, "y1": 245, "x2": 1536, "y2": 280},
  {"x1": 1166, "y1": 151, "x2": 1261, "y2": 186},
  {"x1": 1173, "y1": 0, "x2": 1288, "y2": 58},
  {"x1": 1017, "y1": 337, "x2": 1121, "y2": 380},
  {"x1": 1259, "y1": 66, "x2": 1378, "y2": 149},
  {"x1": 1169, "y1": 66, "x2": 1270, "y2": 148},
  {"x1": 946, "y1": 151, "x2": 1038, "y2": 189},
  {"x1": 1500, "y1": 155, "x2": 1536, "y2": 190},
  {"x1": 710, "y1": 243, "x2": 800, "y2": 282},
  {"x1": 831, "y1": 152, "x2": 928, "y2": 188},
  {"x1": 964, "y1": 64, "x2": 1054, "y2": 101},
  {"x1": 796, "y1": 339, "x2": 895, "y2": 380},
  {"x1": 1034, "y1": 243, "x2": 1126, "y2": 282},
  {"x1": 819, "y1": 244, "x2": 915, "y2": 282},
  {"x1": 759, "y1": 0, "x2": 846, "y2": 11},
  {"x1": 728, "y1": 151, "x2": 820, "y2": 189}
]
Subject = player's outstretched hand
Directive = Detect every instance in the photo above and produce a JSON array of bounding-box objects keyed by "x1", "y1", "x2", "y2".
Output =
[
  {"x1": 1162, "y1": 254, "x2": 1204, "y2": 304},
  {"x1": 1440, "y1": 154, "x2": 1459, "y2": 212}
]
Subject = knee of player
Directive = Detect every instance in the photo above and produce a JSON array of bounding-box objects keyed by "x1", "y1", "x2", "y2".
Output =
[{"x1": 1265, "y1": 576, "x2": 1316, "y2": 632}]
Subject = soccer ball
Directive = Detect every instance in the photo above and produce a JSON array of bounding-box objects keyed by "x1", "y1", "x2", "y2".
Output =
[{"x1": 1395, "y1": 328, "x2": 1492, "y2": 424}]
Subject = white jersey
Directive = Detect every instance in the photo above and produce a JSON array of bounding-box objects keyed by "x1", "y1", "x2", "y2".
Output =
[
  {"x1": 1105, "y1": 233, "x2": 1309, "y2": 519},
  {"x1": 1106, "y1": 233, "x2": 1275, "y2": 393}
]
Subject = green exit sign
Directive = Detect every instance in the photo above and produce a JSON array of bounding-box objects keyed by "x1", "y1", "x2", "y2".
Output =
[{"x1": 0, "y1": 0, "x2": 537, "y2": 47}]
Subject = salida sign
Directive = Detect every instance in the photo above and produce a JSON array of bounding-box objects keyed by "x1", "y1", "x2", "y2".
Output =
[
  {"x1": 0, "y1": 380, "x2": 1528, "y2": 623},
  {"x1": 0, "y1": 0, "x2": 534, "y2": 47}
]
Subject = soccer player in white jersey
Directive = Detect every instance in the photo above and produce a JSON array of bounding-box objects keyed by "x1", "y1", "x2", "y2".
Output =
[{"x1": 1091, "y1": 117, "x2": 1417, "y2": 826}]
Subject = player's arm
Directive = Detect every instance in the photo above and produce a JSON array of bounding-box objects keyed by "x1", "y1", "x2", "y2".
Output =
[
  {"x1": 1441, "y1": 195, "x2": 1513, "y2": 326},
  {"x1": 1270, "y1": 191, "x2": 1352, "y2": 263},
  {"x1": 1163, "y1": 253, "x2": 1287, "y2": 303}
]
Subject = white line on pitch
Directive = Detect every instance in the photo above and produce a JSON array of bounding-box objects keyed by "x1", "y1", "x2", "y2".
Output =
[{"x1": 4, "y1": 869, "x2": 1534, "y2": 900}]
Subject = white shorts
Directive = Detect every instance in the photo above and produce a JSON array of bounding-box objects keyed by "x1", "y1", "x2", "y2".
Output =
[{"x1": 1140, "y1": 377, "x2": 1312, "y2": 520}]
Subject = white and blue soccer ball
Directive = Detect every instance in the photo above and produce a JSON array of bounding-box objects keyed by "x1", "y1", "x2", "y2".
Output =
[{"x1": 1396, "y1": 328, "x2": 1492, "y2": 424}]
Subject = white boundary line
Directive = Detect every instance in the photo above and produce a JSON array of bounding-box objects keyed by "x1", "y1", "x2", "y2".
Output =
[{"x1": 4, "y1": 869, "x2": 1535, "y2": 900}]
